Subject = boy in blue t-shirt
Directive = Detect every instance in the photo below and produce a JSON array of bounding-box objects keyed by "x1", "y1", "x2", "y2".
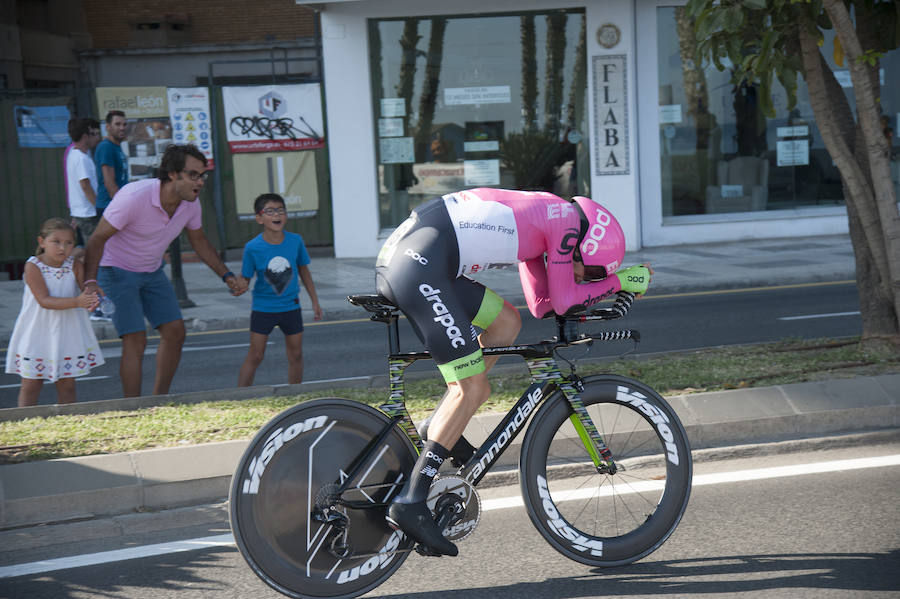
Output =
[{"x1": 238, "y1": 193, "x2": 323, "y2": 386}]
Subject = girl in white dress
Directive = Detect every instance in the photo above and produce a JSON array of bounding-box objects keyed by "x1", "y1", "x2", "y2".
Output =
[{"x1": 5, "y1": 218, "x2": 105, "y2": 407}]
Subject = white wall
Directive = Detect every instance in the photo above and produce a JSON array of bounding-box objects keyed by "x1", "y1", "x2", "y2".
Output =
[
  {"x1": 318, "y1": 0, "x2": 632, "y2": 257},
  {"x1": 317, "y1": 0, "x2": 851, "y2": 257},
  {"x1": 584, "y1": 2, "x2": 641, "y2": 249}
]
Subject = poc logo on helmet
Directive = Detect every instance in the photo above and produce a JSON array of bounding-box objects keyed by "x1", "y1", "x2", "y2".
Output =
[
  {"x1": 404, "y1": 248, "x2": 428, "y2": 265},
  {"x1": 581, "y1": 208, "x2": 613, "y2": 256}
]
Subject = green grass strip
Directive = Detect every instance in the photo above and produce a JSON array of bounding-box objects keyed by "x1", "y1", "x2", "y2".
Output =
[{"x1": 1, "y1": 337, "x2": 897, "y2": 463}]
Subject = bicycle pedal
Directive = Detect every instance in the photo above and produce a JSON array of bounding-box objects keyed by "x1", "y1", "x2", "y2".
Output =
[{"x1": 414, "y1": 544, "x2": 444, "y2": 557}]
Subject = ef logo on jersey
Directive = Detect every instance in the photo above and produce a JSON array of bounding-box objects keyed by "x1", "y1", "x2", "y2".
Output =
[{"x1": 547, "y1": 203, "x2": 575, "y2": 220}]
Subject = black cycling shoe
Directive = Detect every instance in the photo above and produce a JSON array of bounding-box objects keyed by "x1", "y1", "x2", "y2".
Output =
[{"x1": 386, "y1": 500, "x2": 458, "y2": 557}]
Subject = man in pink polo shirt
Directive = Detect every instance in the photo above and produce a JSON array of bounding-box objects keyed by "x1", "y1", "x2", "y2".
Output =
[{"x1": 84, "y1": 144, "x2": 248, "y2": 397}]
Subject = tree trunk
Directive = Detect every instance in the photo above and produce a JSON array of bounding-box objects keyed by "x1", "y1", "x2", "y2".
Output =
[
  {"x1": 544, "y1": 12, "x2": 567, "y2": 138},
  {"x1": 797, "y1": 11, "x2": 899, "y2": 344},
  {"x1": 823, "y1": 0, "x2": 900, "y2": 341},
  {"x1": 565, "y1": 16, "x2": 587, "y2": 131},
  {"x1": 414, "y1": 18, "x2": 446, "y2": 162},
  {"x1": 396, "y1": 19, "x2": 420, "y2": 120},
  {"x1": 675, "y1": 7, "x2": 715, "y2": 151},
  {"x1": 521, "y1": 16, "x2": 538, "y2": 133}
]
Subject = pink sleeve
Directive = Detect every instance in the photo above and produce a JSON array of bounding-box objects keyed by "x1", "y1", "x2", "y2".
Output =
[
  {"x1": 545, "y1": 259, "x2": 622, "y2": 314},
  {"x1": 102, "y1": 189, "x2": 131, "y2": 230},
  {"x1": 519, "y1": 257, "x2": 554, "y2": 318}
]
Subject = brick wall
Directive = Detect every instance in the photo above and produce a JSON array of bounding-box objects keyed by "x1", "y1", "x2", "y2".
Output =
[{"x1": 83, "y1": 0, "x2": 316, "y2": 48}]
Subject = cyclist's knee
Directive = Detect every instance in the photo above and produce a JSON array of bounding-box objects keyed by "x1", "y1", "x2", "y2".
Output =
[
  {"x1": 484, "y1": 301, "x2": 521, "y2": 344},
  {"x1": 455, "y1": 374, "x2": 491, "y2": 407}
]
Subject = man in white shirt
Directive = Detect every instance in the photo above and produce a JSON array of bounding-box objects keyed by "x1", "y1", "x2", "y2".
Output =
[{"x1": 66, "y1": 117, "x2": 102, "y2": 246}]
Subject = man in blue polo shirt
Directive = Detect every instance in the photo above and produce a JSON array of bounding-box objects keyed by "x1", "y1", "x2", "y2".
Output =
[{"x1": 95, "y1": 110, "x2": 129, "y2": 215}]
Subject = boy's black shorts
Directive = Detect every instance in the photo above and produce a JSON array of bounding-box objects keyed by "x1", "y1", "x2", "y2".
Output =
[{"x1": 250, "y1": 309, "x2": 304, "y2": 335}]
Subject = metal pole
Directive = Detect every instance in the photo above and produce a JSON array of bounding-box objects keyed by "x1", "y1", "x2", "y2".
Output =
[
  {"x1": 168, "y1": 235, "x2": 196, "y2": 308},
  {"x1": 208, "y1": 61, "x2": 228, "y2": 258}
]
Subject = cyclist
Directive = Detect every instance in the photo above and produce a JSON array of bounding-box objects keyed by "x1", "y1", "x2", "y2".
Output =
[{"x1": 376, "y1": 188, "x2": 651, "y2": 556}]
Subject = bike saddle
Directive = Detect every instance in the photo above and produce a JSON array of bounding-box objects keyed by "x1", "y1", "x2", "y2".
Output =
[{"x1": 348, "y1": 293, "x2": 398, "y2": 310}]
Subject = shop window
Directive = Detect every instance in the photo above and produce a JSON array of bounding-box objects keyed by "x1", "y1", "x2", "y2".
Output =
[
  {"x1": 656, "y1": 7, "x2": 900, "y2": 218},
  {"x1": 369, "y1": 10, "x2": 589, "y2": 229}
]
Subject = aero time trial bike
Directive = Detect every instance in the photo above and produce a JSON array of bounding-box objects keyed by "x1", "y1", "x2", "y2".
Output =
[{"x1": 230, "y1": 291, "x2": 693, "y2": 599}]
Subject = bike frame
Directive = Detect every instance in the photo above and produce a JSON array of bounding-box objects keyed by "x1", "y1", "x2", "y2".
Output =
[{"x1": 335, "y1": 294, "x2": 639, "y2": 502}]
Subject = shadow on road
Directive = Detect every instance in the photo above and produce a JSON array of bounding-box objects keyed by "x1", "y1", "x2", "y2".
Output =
[
  {"x1": 3, "y1": 548, "x2": 899, "y2": 598},
  {"x1": 380, "y1": 550, "x2": 900, "y2": 597}
]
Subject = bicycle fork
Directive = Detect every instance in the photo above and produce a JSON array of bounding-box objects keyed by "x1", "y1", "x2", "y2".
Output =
[{"x1": 528, "y1": 358, "x2": 618, "y2": 475}]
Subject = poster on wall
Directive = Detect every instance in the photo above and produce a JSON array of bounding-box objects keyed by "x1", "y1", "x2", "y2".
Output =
[
  {"x1": 96, "y1": 87, "x2": 173, "y2": 181},
  {"x1": 232, "y1": 151, "x2": 319, "y2": 219},
  {"x1": 592, "y1": 55, "x2": 629, "y2": 176},
  {"x1": 167, "y1": 87, "x2": 214, "y2": 167},
  {"x1": 223, "y1": 84, "x2": 325, "y2": 153},
  {"x1": 14, "y1": 105, "x2": 71, "y2": 148}
]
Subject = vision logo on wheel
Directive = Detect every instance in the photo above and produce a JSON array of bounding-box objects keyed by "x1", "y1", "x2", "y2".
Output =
[
  {"x1": 336, "y1": 529, "x2": 404, "y2": 584},
  {"x1": 616, "y1": 387, "x2": 680, "y2": 465},
  {"x1": 537, "y1": 475, "x2": 603, "y2": 557},
  {"x1": 242, "y1": 415, "x2": 329, "y2": 494}
]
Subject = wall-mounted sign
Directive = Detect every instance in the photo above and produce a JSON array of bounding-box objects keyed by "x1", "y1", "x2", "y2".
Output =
[
  {"x1": 14, "y1": 105, "x2": 71, "y2": 148},
  {"x1": 596, "y1": 23, "x2": 621, "y2": 49},
  {"x1": 96, "y1": 87, "x2": 169, "y2": 119},
  {"x1": 223, "y1": 84, "x2": 325, "y2": 153},
  {"x1": 592, "y1": 55, "x2": 629, "y2": 176},
  {"x1": 379, "y1": 137, "x2": 414, "y2": 163},
  {"x1": 168, "y1": 87, "x2": 214, "y2": 167},
  {"x1": 381, "y1": 98, "x2": 406, "y2": 117},
  {"x1": 444, "y1": 86, "x2": 511, "y2": 106},
  {"x1": 464, "y1": 159, "x2": 500, "y2": 186},
  {"x1": 777, "y1": 139, "x2": 809, "y2": 166},
  {"x1": 378, "y1": 118, "x2": 404, "y2": 137},
  {"x1": 659, "y1": 104, "x2": 682, "y2": 124},
  {"x1": 96, "y1": 87, "x2": 171, "y2": 181}
]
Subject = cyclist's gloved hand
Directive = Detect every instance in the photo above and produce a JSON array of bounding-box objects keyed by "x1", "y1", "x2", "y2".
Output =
[{"x1": 616, "y1": 265, "x2": 651, "y2": 295}]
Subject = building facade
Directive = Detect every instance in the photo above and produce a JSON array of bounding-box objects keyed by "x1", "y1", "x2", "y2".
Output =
[{"x1": 300, "y1": 0, "x2": 899, "y2": 257}]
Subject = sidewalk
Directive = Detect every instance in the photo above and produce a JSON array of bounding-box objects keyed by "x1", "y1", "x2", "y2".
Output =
[
  {"x1": 0, "y1": 234, "x2": 860, "y2": 344},
  {"x1": 3, "y1": 233, "x2": 896, "y2": 549}
]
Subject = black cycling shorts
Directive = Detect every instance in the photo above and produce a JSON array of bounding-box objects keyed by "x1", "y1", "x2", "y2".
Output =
[{"x1": 375, "y1": 198, "x2": 504, "y2": 382}]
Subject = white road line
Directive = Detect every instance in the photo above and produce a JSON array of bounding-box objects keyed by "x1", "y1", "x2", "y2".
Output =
[
  {"x1": 778, "y1": 310, "x2": 860, "y2": 321},
  {"x1": 481, "y1": 453, "x2": 900, "y2": 510},
  {"x1": 0, "y1": 375, "x2": 112, "y2": 389},
  {"x1": 100, "y1": 342, "x2": 270, "y2": 359},
  {"x1": 2, "y1": 453, "x2": 898, "y2": 579},
  {"x1": 0, "y1": 534, "x2": 234, "y2": 578}
]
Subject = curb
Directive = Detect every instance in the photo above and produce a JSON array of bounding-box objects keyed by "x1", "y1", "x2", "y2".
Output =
[{"x1": 1, "y1": 373, "x2": 897, "y2": 532}]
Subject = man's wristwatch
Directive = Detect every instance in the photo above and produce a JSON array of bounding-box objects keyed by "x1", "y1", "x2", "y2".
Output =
[{"x1": 221, "y1": 271, "x2": 235, "y2": 282}]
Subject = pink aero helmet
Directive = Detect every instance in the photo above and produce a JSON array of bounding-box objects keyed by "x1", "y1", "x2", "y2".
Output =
[{"x1": 572, "y1": 196, "x2": 625, "y2": 280}]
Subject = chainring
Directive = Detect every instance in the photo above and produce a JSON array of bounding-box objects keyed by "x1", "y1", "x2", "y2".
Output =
[{"x1": 425, "y1": 475, "x2": 481, "y2": 542}]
